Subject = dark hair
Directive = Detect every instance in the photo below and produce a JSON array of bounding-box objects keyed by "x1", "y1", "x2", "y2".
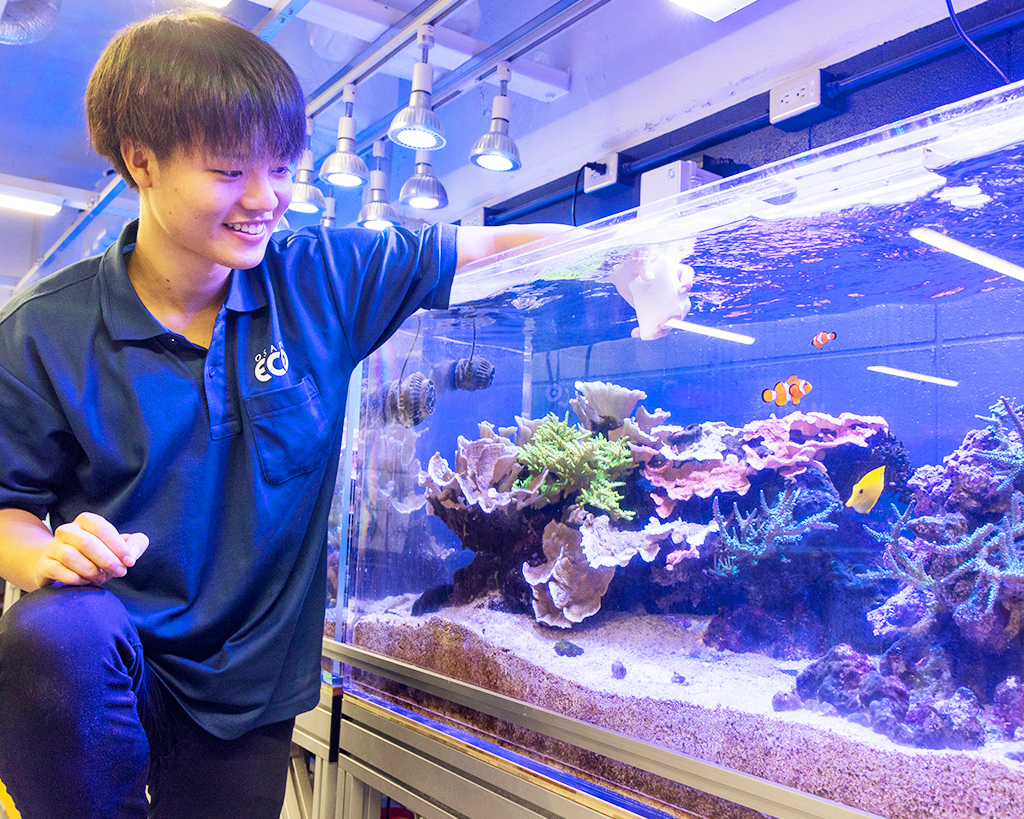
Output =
[{"x1": 86, "y1": 11, "x2": 306, "y2": 189}]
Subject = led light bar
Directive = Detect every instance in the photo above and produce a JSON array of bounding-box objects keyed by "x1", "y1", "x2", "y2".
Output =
[
  {"x1": 867, "y1": 365, "x2": 958, "y2": 387},
  {"x1": 910, "y1": 227, "x2": 1024, "y2": 283},
  {"x1": 0, "y1": 191, "x2": 62, "y2": 217},
  {"x1": 664, "y1": 318, "x2": 756, "y2": 344}
]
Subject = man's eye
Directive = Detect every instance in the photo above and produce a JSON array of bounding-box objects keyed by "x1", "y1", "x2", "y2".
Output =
[
  {"x1": 272, "y1": 167, "x2": 291, "y2": 176},
  {"x1": 216, "y1": 170, "x2": 243, "y2": 178}
]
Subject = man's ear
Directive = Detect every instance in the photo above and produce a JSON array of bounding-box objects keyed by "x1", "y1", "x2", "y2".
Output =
[{"x1": 121, "y1": 142, "x2": 155, "y2": 189}]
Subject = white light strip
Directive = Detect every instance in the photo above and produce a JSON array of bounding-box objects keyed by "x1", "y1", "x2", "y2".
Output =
[
  {"x1": 910, "y1": 227, "x2": 1024, "y2": 283},
  {"x1": 665, "y1": 318, "x2": 756, "y2": 344},
  {"x1": 867, "y1": 365, "x2": 959, "y2": 387},
  {"x1": 0, "y1": 192, "x2": 62, "y2": 217}
]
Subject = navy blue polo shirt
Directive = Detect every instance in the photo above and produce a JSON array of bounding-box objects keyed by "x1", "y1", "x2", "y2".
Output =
[{"x1": 0, "y1": 219, "x2": 456, "y2": 739}]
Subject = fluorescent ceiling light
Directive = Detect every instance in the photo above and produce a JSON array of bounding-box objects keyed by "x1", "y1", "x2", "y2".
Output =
[
  {"x1": 910, "y1": 227, "x2": 1024, "y2": 283},
  {"x1": 0, "y1": 191, "x2": 62, "y2": 217},
  {"x1": 196, "y1": 0, "x2": 232, "y2": 7},
  {"x1": 867, "y1": 365, "x2": 958, "y2": 387},
  {"x1": 664, "y1": 318, "x2": 756, "y2": 344},
  {"x1": 668, "y1": 0, "x2": 759, "y2": 22}
]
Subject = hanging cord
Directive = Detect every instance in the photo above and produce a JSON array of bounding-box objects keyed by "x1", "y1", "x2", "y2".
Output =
[
  {"x1": 398, "y1": 317, "x2": 422, "y2": 384},
  {"x1": 945, "y1": 0, "x2": 1009, "y2": 84},
  {"x1": 570, "y1": 161, "x2": 607, "y2": 226}
]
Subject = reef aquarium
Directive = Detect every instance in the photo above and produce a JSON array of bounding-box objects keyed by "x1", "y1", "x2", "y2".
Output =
[{"x1": 324, "y1": 81, "x2": 1024, "y2": 819}]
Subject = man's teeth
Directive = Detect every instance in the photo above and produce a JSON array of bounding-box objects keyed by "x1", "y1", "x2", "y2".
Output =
[{"x1": 227, "y1": 223, "x2": 264, "y2": 235}]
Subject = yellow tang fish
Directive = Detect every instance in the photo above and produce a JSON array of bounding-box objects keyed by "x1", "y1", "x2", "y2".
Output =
[{"x1": 846, "y1": 465, "x2": 886, "y2": 513}]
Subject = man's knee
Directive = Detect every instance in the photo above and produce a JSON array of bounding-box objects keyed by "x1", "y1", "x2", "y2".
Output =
[{"x1": 0, "y1": 585, "x2": 136, "y2": 679}]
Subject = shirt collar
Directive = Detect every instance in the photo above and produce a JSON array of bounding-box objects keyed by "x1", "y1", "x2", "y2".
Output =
[{"x1": 100, "y1": 220, "x2": 268, "y2": 341}]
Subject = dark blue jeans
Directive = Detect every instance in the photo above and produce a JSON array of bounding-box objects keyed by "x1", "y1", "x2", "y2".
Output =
[{"x1": 0, "y1": 585, "x2": 294, "y2": 819}]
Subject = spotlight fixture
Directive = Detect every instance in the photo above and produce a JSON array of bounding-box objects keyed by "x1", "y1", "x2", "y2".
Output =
[
  {"x1": 358, "y1": 141, "x2": 401, "y2": 230},
  {"x1": 469, "y1": 61, "x2": 521, "y2": 172},
  {"x1": 668, "y1": 0, "x2": 759, "y2": 22},
  {"x1": 273, "y1": 215, "x2": 291, "y2": 233},
  {"x1": 399, "y1": 150, "x2": 448, "y2": 210},
  {"x1": 288, "y1": 119, "x2": 325, "y2": 215},
  {"x1": 319, "y1": 84, "x2": 369, "y2": 188},
  {"x1": 388, "y1": 25, "x2": 445, "y2": 150},
  {"x1": 320, "y1": 196, "x2": 337, "y2": 228}
]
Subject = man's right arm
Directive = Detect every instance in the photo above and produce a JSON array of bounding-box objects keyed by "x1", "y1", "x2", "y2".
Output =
[{"x1": 0, "y1": 508, "x2": 148, "y2": 592}]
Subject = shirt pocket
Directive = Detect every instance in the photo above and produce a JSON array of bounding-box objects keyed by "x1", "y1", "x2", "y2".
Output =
[{"x1": 243, "y1": 376, "x2": 332, "y2": 484}]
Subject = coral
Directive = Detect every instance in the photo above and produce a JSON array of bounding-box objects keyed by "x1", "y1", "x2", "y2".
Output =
[
  {"x1": 741, "y1": 411, "x2": 888, "y2": 479},
  {"x1": 643, "y1": 411, "x2": 887, "y2": 517},
  {"x1": 973, "y1": 396, "x2": 1024, "y2": 491},
  {"x1": 523, "y1": 519, "x2": 615, "y2": 628},
  {"x1": 709, "y1": 482, "x2": 839, "y2": 576},
  {"x1": 864, "y1": 491, "x2": 1024, "y2": 651},
  {"x1": 570, "y1": 380, "x2": 647, "y2": 432},
  {"x1": 420, "y1": 423, "x2": 542, "y2": 516},
  {"x1": 514, "y1": 414, "x2": 637, "y2": 520}
]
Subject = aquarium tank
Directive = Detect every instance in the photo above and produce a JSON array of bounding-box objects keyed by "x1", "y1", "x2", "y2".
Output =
[{"x1": 325, "y1": 79, "x2": 1024, "y2": 819}]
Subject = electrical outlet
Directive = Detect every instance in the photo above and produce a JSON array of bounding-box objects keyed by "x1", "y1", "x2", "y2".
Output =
[
  {"x1": 769, "y1": 69, "x2": 834, "y2": 129},
  {"x1": 583, "y1": 152, "x2": 627, "y2": 195}
]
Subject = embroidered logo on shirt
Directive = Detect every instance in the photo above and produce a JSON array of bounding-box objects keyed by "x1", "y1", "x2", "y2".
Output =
[{"x1": 255, "y1": 345, "x2": 289, "y2": 382}]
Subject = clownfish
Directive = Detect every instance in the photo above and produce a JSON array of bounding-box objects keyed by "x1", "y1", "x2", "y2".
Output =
[
  {"x1": 812, "y1": 331, "x2": 836, "y2": 350},
  {"x1": 762, "y1": 374, "x2": 812, "y2": 407},
  {"x1": 846, "y1": 465, "x2": 886, "y2": 514}
]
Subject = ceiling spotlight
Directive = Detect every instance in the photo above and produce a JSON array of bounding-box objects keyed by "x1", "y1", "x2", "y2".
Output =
[
  {"x1": 668, "y1": 0, "x2": 760, "y2": 22},
  {"x1": 320, "y1": 196, "x2": 337, "y2": 228},
  {"x1": 319, "y1": 84, "x2": 369, "y2": 188},
  {"x1": 469, "y1": 61, "x2": 521, "y2": 172},
  {"x1": 288, "y1": 119, "x2": 325, "y2": 214},
  {"x1": 388, "y1": 25, "x2": 445, "y2": 151},
  {"x1": 399, "y1": 150, "x2": 448, "y2": 210},
  {"x1": 358, "y1": 141, "x2": 401, "y2": 230},
  {"x1": 273, "y1": 215, "x2": 291, "y2": 233}
]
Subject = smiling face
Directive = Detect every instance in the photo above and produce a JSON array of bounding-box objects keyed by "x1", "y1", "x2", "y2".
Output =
[{"x1": 131, "y1": 146, "x2": 294, "y2": 278}]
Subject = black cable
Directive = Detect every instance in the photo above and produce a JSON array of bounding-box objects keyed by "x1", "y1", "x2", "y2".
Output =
[
  {"x1": 570, "y1": 164, "x2": 587, "y2": 227},
  {"x1": 569, "y1": 162, "x2": 607, "y2": 226},
  {"x1": 384, "y1": 796, "x2": 392, "y2": 819},
  {"x1": 946, "y1": 0, "x2": 1009, "y2": 84}
]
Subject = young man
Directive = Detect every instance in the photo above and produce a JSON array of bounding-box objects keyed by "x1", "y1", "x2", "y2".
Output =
[{"x1": 0, "y1": 10, "x2": 692, "y2": 819}]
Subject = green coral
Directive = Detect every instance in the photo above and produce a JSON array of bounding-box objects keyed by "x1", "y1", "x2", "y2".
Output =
[
  {"x1": 515, "y1": 413, "x2": 636, "y2": 519},
  {"x1": 711, "y1": 482, "x2": 839, "y2": 577}
]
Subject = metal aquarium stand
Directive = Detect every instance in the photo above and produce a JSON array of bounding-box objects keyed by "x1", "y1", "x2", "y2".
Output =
[
  {"x1": 283, "y1": 682, "x2": 343, "y2": 819},
  {"x1": 322, "y1": 638, "x2": 884, "y2": 819}
]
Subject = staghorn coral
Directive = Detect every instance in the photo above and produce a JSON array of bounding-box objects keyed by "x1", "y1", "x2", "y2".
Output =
[
  {"x1": 514, "y1": 413, "x2": 637, "y2": 520},
  {"x1": 864, "y1": 491, "x2": 1024, "y2": 650},
  {"x1": 973, "y1": 396, "x2": 1024, "y2": 491},
  {"x1": 710, "y1": 482, "x2": 839, "y2": 577}
]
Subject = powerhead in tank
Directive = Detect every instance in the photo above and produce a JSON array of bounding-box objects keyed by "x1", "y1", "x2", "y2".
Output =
[{"x1": 363, "y1": 372, "x2": 436, "y2": 428}]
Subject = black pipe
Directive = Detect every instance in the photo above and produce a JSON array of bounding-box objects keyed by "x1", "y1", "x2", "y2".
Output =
[{"x1": 488, "y1": 6, "x2": 1024, "y2": 227}]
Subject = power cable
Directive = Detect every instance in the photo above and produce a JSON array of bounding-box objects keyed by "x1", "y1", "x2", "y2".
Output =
[{"x1": 945, "y1": 0, "x2": 1009, "y2": 84}]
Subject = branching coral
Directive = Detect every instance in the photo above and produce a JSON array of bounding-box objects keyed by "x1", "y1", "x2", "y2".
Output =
[
  {"x1": 973, "y1": 396, "x2": 1024, "y2": 491},
  {"x1": 710, "y1": 482, "x2": 839, "y2": 577},
  {"x1": 864, "y1": 491, "x2": 1024, "y2": 647},
  {"x1": 514, "y1": 413, "x2": 637, "y2": 520}
]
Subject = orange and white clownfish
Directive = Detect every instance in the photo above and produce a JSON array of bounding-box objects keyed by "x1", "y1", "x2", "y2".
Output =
[
  {"x1": 846, "y1": 465, "x2": 886, "y2": 514},
  {"x1": 812, "y1": 331, "x2": 836, "y2": 350},
  {"x1": 762, "y1": 374, "x2": 812, "y2": 407}
]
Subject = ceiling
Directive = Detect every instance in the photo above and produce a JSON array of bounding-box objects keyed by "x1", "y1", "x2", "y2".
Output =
[{"x1": 0, "y1": 0, "x2": 989, "y2": 292}]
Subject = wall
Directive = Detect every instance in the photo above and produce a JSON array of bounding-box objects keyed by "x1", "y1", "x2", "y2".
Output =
[{"x1": 490, "y1": 0, "x2": 1023, "y2": 227}]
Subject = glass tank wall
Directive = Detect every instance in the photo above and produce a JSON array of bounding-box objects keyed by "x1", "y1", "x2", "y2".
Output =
[{"x1": 326, "y1": 80, "x2": 1024, "y2": 819}]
